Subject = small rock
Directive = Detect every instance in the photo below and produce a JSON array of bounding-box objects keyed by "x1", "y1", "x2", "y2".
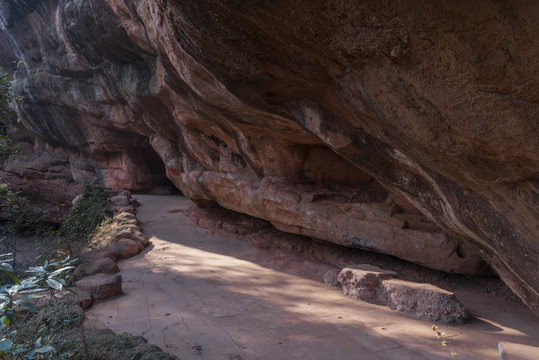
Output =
[
  {"x1": 380, "y1": 279, "x2": 468, "y2": 324},
  {"x1": 118, "y1": 190, "x2": 131, "y2": 198},
  {"x1": 114, "y1": 212, "x2": 138, "y2": 225},
  {"x1": 115, "y1": 225, "x2": 149, "y2": 245},
  {"x1": 77, "y1": 289, "x2": 93, "y2": 309},
  {"x1": 84, "y1": 258, "x2": 120, "y2": 276},
  {"x1": 338, "y1": 264, "x2": 397, "y2": 300},
  {"x1": 109, "y1": 195, "x2": 130, "y2": 207},
  {"x1": 115, "y1": 238, "x2": 144, "y2": 258},
  {"x1": 337, "y1": 264, "x2": 467, "y2": 323},
  {"x1": 76, "y1": 273, "x2": 122, "y2": 301},
  {"x1": 81, "y1": 246, "x2": 119, "y2": 263},
  {"x1": 111, "y1": 205, "x2": 136, "y2": 215},
  {"x1": 323, "y1": 269, "x2": 341, "y2": 287},
  {"x1": 71, "y1": 264, "x2": 85, "y2": 281}
]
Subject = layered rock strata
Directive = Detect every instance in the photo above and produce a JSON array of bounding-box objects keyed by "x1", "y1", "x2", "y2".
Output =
[
  {"x1": 0, "y1": 1, "x2": 537, "y2": 314},
  {"x1": 0, "y1": 128, "x2": 83, "y2": 207}
]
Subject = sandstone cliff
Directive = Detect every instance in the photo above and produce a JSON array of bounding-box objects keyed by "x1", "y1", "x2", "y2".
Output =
[{"x1": 0, "y1": 0, "x2": 537, "y2": 315}]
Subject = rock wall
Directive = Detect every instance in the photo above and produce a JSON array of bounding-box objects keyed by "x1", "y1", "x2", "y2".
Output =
[
  {"x1": 0, "y1": 127, "x2": 83, "y2": 208},
  {"x1": 0, "y1": 0, "x2": 537, "y2": 314}
]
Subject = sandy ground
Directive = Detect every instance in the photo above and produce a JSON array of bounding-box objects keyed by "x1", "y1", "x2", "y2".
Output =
[{"x1": 85, "y1": 195, "x2": 539, "y2": 360}]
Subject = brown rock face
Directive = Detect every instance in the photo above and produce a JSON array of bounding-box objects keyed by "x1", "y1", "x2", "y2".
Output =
[
  {"x1": 0, "y1": 1, "x2": 537, "y2": 314},
  {"x1": 0, "y1": 127, "x2": 82, "y2": 208}
]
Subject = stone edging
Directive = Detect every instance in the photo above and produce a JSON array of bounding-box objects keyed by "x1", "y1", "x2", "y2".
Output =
[{"x1": 71, "y1": 190, "x2": 149, "y2": 309}]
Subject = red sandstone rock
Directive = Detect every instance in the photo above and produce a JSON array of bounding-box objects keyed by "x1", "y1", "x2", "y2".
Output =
[
  {"x1": 0, "y1": 0, "x2": 537, "y2": 315},
  {"x1": 380, "y1": 279, "x2": 468, "y2": 324},
  {"x1": 75, "y1": 273, "x2": 123, "y2": 301},
  {"x1": 76, "y1": 289, "x2": 93, "y2": 309},
  {"x1": 338, "y1": 265, "x2": 398, "y2": 301},
  {"x1": 115, "y1": 238, "x2": 144, "y2": 259},
  {"x1": 83, "y1": 258, "x2": 120, "y2": 276},
  {"x1": 109, "y1": 195, "x2": 130, "y2": 207},
  {"x1": 114, "y1": 212, "x2": 139, "y2": 226},
  {"x1": 115, "y1": 225, "x2": 150, "y2": 246},
  {"x1": 337, "y1": 265, "x2": 467, "y2": 323},
  {"x1": 323, "y1": 269, "x2": 341, "y2": 288}
]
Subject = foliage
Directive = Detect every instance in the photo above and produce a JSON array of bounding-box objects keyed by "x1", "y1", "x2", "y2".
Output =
[
  {"x1": 0, "y1": 251, "x2": 77, "y2": 359},
  {"x1": 0, "y1": 68, "x2": 22, "y2": 160},
  {"x1": 58, "y1": 182, "x2": 112, "y2": 245},
  {"x1": 0, "y1": 125, "x2": 20, "y2": 161},
  {"x1": 0, "y1": 69, "x2": 20, "y2": 121},
  {"x1": 0, "y1": 184, "x2": 49, "y2": 235}
]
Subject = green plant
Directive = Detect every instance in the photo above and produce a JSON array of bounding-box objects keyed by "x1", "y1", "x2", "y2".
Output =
[
  {"x1": 0, "y1": 68, "x2": 22, "y2": 160},
  {"x1": 0, "y1": 124, "x2": 20, "y2": 160},
  {"x1": 0, "y1": 68, "x2": 21, "y2": 122},
  {"x1": 58, "y1": 182, "x2": 112, "y2": 248},
  {"x1": 432, "y1": 325, "x2": 458, "y2": 357},
  {"x1": 0, "y1": 253, "x2": 77, "y2": 359},
  {"x1": 0, "y1": 184, "x2": 49, "y2": 235}
]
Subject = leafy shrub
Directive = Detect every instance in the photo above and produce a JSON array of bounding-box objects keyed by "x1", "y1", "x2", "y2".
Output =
[
  {"x1": 0, "y1": 184, "x2": 48, "y2": 235},
  {"x1": 0, "y1": 68, "x2": 21, "y2": 122},
  {"x1": 58, "y1": 182, "x2": 112, "y2": 245},
  {"x1": 0, "y1": 253, "x2": 77, "y2": 359},
  {"x1": 0, "y1": 124, "x2": 20, "y2": 160},
  {"x1": 0, "y1": 68, "x2": 22, "y2": 160}
]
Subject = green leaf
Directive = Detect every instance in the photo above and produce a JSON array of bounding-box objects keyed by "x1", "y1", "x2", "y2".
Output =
[
  {"x1": 16, "y1": 301, "x2": 38, "y2": 313},
  {"x1": 33, "y1": 337, "x2": 41, "y2": 348},
  {"x1": 19, "y1": 288, "x2": 46, "y2": 294},
  {"x1": 12, "y1": 346, "x2": 28, "y2": 354},
  {"x1": 5, "y1": 309, "x2": 15, "y2": 321},
  {"x1": 27, "y1": 266, "x2": 46, "y2": 274},
  {"x1": 0, "y1": 338, "x2": 12, "y2": 351},
  {"x1": 0, "y1": 263, "x2": 20, "y2": 284},
  {"x1": 52, "y1": 277, "x2": 66, "y2": 286},
  {"x1": 35, "y1": 346, "x2": 54, "y2": 353},
  {"x1": 49, "y1": 266, "x2": 74, "y2": 277},
  {"x1": 46, "y1": 278, "x2": 62, "y2": 291},
  {"x1": 0, "y1": 262, "x2": 14, "y2": 273},
  {"x1": 5, "y1": 272, "x2": 20, "y2": 284}
]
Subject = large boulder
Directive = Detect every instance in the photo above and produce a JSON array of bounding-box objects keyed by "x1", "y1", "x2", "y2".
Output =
[
  {"x1": 0, "y1": 0, "x2": 537, "y2": 315},
  {"x1": 338, "y1": 265, "x2": 468, "y2": 323}
]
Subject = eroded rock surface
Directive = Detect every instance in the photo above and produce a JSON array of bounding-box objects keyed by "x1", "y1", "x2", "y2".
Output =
[
  {"x1": 338, "y1": 265, "x2": 468, "y2": 323},
  {"x1": 0, "y1": 0, "x2": 537, "y2": 314},
  {"x1": 0, "y1": 128, "x2": 82, "y2": 207}
]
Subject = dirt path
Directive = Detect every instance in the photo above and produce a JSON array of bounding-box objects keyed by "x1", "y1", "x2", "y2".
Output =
[{"x1": 85, "y1": 195, "x2": 539, "y2": 360}]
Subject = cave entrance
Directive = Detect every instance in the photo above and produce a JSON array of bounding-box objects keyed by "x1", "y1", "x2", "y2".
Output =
[
  {"x1": 149, "y1": 176, "x2": 183, "y2": 195},
  {"x1": 137, "y1": 144, "x2": 183, "y2": 195}
]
